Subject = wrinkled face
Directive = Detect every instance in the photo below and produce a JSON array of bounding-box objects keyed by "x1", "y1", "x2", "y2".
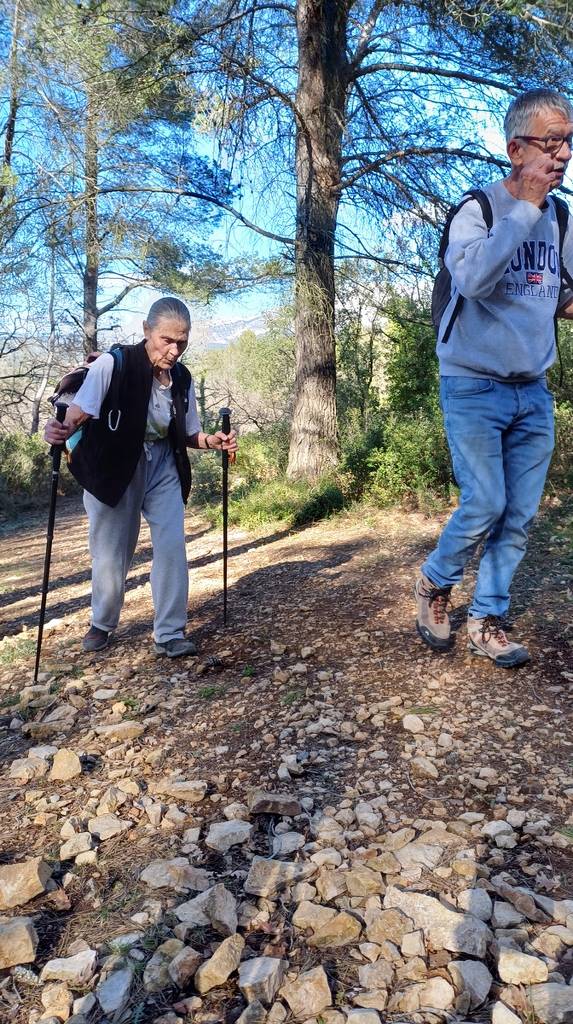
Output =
[
  {"x1": 509, "y1": 107, "x2": 573, "y2": 189},
  {"x1": 144, "y1": 316, "x2": 189, "y2": 370}
]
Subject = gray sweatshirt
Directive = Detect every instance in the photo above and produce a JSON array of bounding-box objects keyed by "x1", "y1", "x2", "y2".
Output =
[{"x1": 438, "y1": 178, "x2": 573, "y2": 380}]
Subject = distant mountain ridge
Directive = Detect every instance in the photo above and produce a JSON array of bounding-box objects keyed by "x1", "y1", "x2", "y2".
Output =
[{"x1": 190, "y1": 314, "x2": 268, "y2": 350}]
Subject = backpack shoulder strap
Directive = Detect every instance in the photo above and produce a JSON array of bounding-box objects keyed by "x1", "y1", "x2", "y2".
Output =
[
  {"x1": 552, "y1": 194, "x2": 569, "y2": 248},
  {"x1": 438, "y1": 188, "x2": 492, "y2": 261},
  {"x1": 552, "y1": 195, "x2": 573, "y2": 290},
  {"x1": 104, "y1": 344, "x2": 126, "y2": 431}
]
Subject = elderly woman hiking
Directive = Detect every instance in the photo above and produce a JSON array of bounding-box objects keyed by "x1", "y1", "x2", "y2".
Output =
[{"x1": 44, "y1": 297, "x2": 237, "y2": 657}]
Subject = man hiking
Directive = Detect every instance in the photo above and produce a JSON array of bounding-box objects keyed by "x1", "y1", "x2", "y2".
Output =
[{"x1": 416, "y1": 88, "x2": 573, "y2": 667}]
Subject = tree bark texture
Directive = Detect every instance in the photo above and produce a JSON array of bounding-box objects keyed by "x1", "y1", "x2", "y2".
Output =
[
  {"x1": 83, "y1": 89, "x2": 99, "y2": 355},
  {"x1": 0, "y1": 0, "x2": 22, "y2": 206},
  {"x1": 287, "y1": 0, "x2": 348, "y2": 480}
]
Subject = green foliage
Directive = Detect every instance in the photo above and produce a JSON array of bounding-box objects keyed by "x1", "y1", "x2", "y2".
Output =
[
  {"x1": 0, "y1": 432, "x2": 78, "y2": 515},
  {"x1": 384, "y1": 295, "x2": 438, "y2": 416},
  {"x1": 336, "y1": 317, "x2": 383, "y2": 438},
  {"x1": 190, "y1": 450, "x2": 222, "y2": 504},
  {"x1": 368, "y1": 411, "x2": 453, "y2": 512},
  {"x1": 189, "y1": 423, "x2": 290, "y2": 510},
  {"x1": 199, "y1": 309, "x2": 295, "y2": 429},
  {"x1": 550, "y1": 401, "x2": 573, "y2": 486},
  {"x1": 206, "y1": 477, "x2": 344, "y2": 530},
  {"x1": 234, "y1": 424, "x2": 290, "y2": 484},
  {"x1": 549, "y1": 321, "x2": 573, "y2": 407},
  {"x1": 339, "y1": 419, "x2": 387, "y2": 498}
]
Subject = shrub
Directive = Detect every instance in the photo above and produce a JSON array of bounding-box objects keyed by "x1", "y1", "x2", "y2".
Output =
[
  {"x1": 368, "y1": 411, "x2": 452, "y2": 511},
  {"x1": 339, "y1": 419, "x2": 387, "y2": 498},
  {"x1": 550, "y1": 401, "x2": 573, "y2": 485},
  {"x1": 190, "y1": 450, "x2": 222, "y2": 504},
  {"x1": 232, "y1": 422, "x2": 290, "y2": 487},
  {"x1": 291, "y1": 479, "x2": 345, "y2": 526},
  {"x1": 205, "y1": 476, "x2": 345, "y2": 530},
  {"x1": 0, "y1": 431, "x2": 78, "y2": 516},
  {"x1": 384, "y1": 295, "x2": 438, "y2": 417},
  {"x1": 189, "y1": 422, "x2": 290, "y2": 510}
]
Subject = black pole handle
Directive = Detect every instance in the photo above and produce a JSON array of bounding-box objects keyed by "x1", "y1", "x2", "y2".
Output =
[
  {"x1": 219, "y1": 406, "x2": 231, "y2": 437},
  {"x1": 50, "y1": 402, "x2": 68, "y2": 463}
]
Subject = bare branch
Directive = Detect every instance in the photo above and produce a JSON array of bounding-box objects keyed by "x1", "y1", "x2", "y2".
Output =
[
  {"x1": 95, "y1": 185, "x2": 295, "y2": 245},
  {"x1": 338, "y1": 147, "x2": 509, "y2": 191},
  {"x1": 349, "y1": 61, "x2": 519, "y2": 94}
]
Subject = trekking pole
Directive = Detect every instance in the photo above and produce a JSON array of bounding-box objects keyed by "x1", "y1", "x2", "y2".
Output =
[
  {"x1": 219, "y1": 407, "x2": 234, "y2": 626},
  {"x1": 34, "y1": 402, "x2": 67, "y2": 683}
]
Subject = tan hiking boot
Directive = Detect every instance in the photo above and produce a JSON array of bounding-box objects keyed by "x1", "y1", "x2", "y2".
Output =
[
  {"x1": 414, "y1": 574, "x2": 453, "y2": 651},
  {"x1": 467, "y1": 615, "x2": 530, "y2": 667}
]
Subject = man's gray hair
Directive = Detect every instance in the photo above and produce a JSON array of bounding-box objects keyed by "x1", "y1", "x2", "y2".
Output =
[
  {"x1": 146, "y1": 296, "x2": 191, "y2": 328},
  {"x1": 504, "y1": 88, "x2": 573, "y2": 142}
]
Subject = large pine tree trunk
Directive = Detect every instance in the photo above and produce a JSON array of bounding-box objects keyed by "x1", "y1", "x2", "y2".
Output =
[
  {"x1": 83, "y1": 91, "x2": 99, "y2": 355},
  {"x1": 287, "y1": 0, "x2": 348, "y2": 481}
]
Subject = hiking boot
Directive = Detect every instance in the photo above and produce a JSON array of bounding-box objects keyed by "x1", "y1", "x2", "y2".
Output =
[
  {"x1": 82, "y1": 626, "x2": 110, "y2": 652},
  {"x1": 414, "y1": 574, "x2": 453, "y2": 651},
  {"x1": 153, "y1": 637, "x2": 198, "y2": 658},
  {"x1": 467, "y1": 615, "x2": 530, "y2": 667}
]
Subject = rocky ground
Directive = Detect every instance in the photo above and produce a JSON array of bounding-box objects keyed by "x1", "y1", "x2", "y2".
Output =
[{"x1": 0, "y1": 494, "x2": 572, "y2": 1024}]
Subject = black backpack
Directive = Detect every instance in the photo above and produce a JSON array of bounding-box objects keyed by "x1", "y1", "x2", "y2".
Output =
[
  {"x1": 50, "y1": 345, "x2": 126, "y2": 455},
  {"x1": 431, "y1": 189, "x2": 573, "y2": 344}
]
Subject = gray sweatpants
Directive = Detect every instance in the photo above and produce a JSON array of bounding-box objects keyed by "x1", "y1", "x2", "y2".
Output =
[{"x1": 83, "y1": 438, "x2": 188, "y2": 643}]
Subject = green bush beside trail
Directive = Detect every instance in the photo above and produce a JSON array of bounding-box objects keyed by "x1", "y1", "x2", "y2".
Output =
[{"x1": 0, "y1": 432, "x2": 79, "y2": 517}]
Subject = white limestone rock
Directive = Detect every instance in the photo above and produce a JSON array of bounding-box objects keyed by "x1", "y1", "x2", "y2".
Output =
[
  {"x1": 497, "y1": 948, "x2": 548, "y2": 985},
  {"x1": 384, "y1": 885, "x2": 491, "y2": 956},
  {"x1": 140, "y1": 858, "x2": 209, "y2": 892},
  {"x1": 0, "y1": 856, "x2": 52, "y2": 909},
  {"x1": 40, "y1": 949, "x2": 97, "y2": 986},
  {"x1": 49, "y1": 748, "x2": 82, "y2": 781},
  {"x1": 448, "y1": 959, "x2": 493, "y2": 1006},
  {"x1": 205, "y1": 820, "x2": 253, "y2": 853},
  {"x1": 280, "y1": 965, "x2": 332, "y2": 1020},
  {"x1": 194, "y1": 933, "x2": 245, "y2": 994},
  {"x1": 0, "y1": 917, "x2": 38, "y2": 969},
  {"x1": 175, "y1": 883, "x2": 238, "y2": 936},
  {"x1": 96, "y1": 968, "x2": 133, "y2": 1016},
  {"x1": 238, "y1": 956, "x2": 288, "y2": 1006}
]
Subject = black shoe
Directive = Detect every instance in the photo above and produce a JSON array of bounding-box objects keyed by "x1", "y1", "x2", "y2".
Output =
[
  {"x1": 83, "y1": 626, "x2": 110, "y2": 652},
  {"x1": 153, "y1": 637, "x2": 198, "y2": 658}
]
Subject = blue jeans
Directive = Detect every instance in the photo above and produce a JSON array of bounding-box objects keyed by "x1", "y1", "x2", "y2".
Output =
[{"x1": 422, "y1": 376, "x2": 554, "y2": 619}]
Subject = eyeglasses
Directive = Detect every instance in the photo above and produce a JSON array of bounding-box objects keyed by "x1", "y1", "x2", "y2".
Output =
[{"x1": 514, "y1": 133, "x2": 573, "y2": 156}]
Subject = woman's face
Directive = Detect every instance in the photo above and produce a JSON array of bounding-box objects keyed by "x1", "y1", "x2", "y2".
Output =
[{"x1": 144, "y1": 316, "x2": 189, "y2": 370}]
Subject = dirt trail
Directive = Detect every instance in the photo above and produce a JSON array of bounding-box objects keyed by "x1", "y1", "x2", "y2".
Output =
[{"x1": 0, "y1": 497, "x2": 572, "y2": 1023}]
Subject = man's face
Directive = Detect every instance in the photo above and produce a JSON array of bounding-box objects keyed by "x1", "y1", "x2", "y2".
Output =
[
  {"x1": 144, "y1": 316, "x2": 189, "y2": 370},
  {"x1": 511, "y1": 108, "x2": 573, "y2": 188}
]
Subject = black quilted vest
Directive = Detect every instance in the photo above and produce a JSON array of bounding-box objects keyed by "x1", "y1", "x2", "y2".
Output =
[{"x1": 69, "y1": 340, "x2": 192, "y2": 507}]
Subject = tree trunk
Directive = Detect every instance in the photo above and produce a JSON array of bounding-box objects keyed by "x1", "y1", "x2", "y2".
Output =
[
  {"x1": 287, "y1": 0, "x2": 348, "y2": 481},
  {"x1": 30, "y1": 249, "x2": 57, "y2": 434},
  {"x1": 0, "y1": 0, "x2": 22, "y2": 206},
  {"x1": 83, "y1": 89, "x2": 99, "y2": 355}
]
